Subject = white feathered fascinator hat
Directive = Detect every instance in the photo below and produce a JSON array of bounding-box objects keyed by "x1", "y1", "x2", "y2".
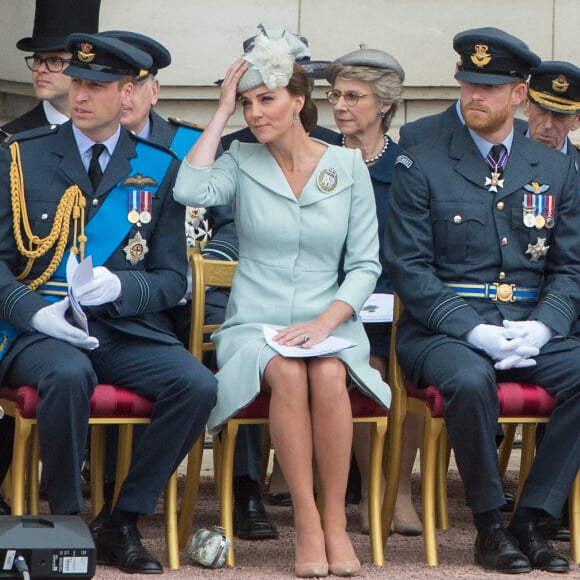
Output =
[{"x1": 237, "y1": 24, "x2": 309, "y2": 93}]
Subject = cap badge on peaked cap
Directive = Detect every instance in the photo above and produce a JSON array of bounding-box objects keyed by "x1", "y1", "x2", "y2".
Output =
[
  {"x1": 78, "y1": 42, "x2": 95, "y2": 63},
  {"x1": 552, "y1": 75, "x2": 569, "y2": 93},
  {"x1": 471, "y1": 44, "x2": 492, "y2": 68}
]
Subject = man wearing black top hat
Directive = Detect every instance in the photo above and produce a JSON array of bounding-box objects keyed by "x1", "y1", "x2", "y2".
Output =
[
  {"x1": 1, "y1": 0, "x2": 101, "y2": 135},
  {"x1": 385, "y1": 27, "x2": 579, "y2": 573},
  {"x1": 0, "y1": 33, "x2": 217, "y2": 573}
]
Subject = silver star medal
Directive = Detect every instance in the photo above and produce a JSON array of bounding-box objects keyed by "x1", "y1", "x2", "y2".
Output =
[
  {"x1": 484, "y1": 169, "x2": 504, "y2": 193},
  {"x1": 525, "y1": 237, "x2": 549, "y2": 262}
]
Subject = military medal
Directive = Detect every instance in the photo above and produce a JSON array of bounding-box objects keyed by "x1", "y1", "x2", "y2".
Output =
[
  {"x1": 534, "y1": 194, "x2": 545, "y2": 229},
  {"x1": 545, "y1": 195, "x2": 555, "y2": 228},
  {"x1": 139, "y1": 190, "x2": 152, "y2": 224},
  {"x1": 128, "y1": 190, "x2": 140, "y2": 223},
  {"x1": 525, "y1": 237, "x2": 549, "y2": 262},
  {"x1": 317, "y1": 167, "x2": 338, "y2": 193},
  {"x1": 123, "y1": 231, "x2": 149, "y2": 265},
  {"x1": 523, "y1": 194, "x2": 536, "y2": 228},
  {"x1": 484, "y1": 146, "x2": 507, "y2": 192}
]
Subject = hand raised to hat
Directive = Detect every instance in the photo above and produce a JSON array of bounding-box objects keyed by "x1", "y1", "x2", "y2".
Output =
[
  {"x1": 75, "y1": 266, "x2": 121, "y2": 306},
  {"x1": 218, "y1": 58, "x2": 249, "y2": 119},
  {"x1": 31, "y1": 298, "x2": 99, "y2": 350}
]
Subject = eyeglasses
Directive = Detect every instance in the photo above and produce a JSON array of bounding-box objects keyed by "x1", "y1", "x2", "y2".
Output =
[
  {"x1": 326, "y1": 90, "x2": 370, "y2": 106},
  {"x1": 24, "y1": 55, "x2": 71, "y2": 73}
]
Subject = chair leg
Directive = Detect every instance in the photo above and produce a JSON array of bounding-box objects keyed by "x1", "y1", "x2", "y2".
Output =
[
  {"x1": 570, "y1": 470, "x2": 580, "y2": 564},
  {"x1": 421, "y1": 416, "x2": 444, "y2": 566},
  {"x1": 516, "y1": 423, "x2": 537, "y2": 503},
  {"x1": 164, "y1": 471, "x2": 180, "y2": 569},
  {"x1": 90, "y1": 425, "x2": 106, "y2": 518},
  {"x1": 368, "y1": 418, "x2": 387, "y2": 566},
  {"x1": 260, "y1": 424, "x2": 271, "y2": 494},
  {"x1": 498, "y1": 423, "x2": 517, "y2": 479},
  {"x1": 212, "y1": 434, "x2": 222, "y2": 497},
  {"x1": 220, "y1": 421, "x2": 240, "y2": 567},
  {"x1": 381, "y1": 410, "x2": 406, "y2": 544},
  {"x1": 435, "y1": 428, "x2": 449, "y2": 530},
  {"x1": 11, "y1": 417, "x2": 34, "y2": 515},
  {"x1": 28, "y1": 427, "x2": 40, "y2": 515},
  {"x1": 178, "y1": 435, "x2": 205, "y2": 549},
  {"x1": 113, "y1": 425, "x2": 134, "y2": 506}
]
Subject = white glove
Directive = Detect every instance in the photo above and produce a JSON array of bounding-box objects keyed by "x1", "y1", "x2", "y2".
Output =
[
  {"x1": 465, "y1": 323, "x2": 539, "y2": 362},
  {"x1": 502, "y1": 320, "x2": 554, "y2": 350},
  {"x1": 494, "y1": 354, "x2": 538, "y2": 371},
  {"x1": 31, "y1": 298, "x2": 99, "y2": 350},
  {"x1": 75, "y1": 267, "x2": 121, "y2": 306}
]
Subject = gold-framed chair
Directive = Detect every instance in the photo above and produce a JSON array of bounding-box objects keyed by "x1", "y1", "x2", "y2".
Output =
[
  {"x1": 0, "y1": 383, "x2": 198, "y2": 570},
  {"x1": 382, "y1": 294, "x2": 580, "y2": 566},
  {"x1": 178, "y1": 251, "x2": 390, "y2": 567}
]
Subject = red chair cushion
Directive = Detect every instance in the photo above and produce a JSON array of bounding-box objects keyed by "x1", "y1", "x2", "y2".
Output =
[
  {"x1": 0, "y1": 384, "x2": 153, "y2": 420},
  {"x1": 234, "y1": 392, "x2": 271, "y2": 419},
  {"x1": 405, "y1": 380, "x2": 556, "y2": 419},
  {"x1": 349, "y1": 389, "x2": 388, "y2": 417}
]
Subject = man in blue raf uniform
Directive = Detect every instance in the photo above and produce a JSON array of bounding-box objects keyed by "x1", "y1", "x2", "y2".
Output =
[
  {"x1": 525, "y1": 61, "x2": 580, "y2": 171},
  {"x1": 0, "y1": 34, "x2": 217, "y2": 574},
  {"x1": 524, "y1": 60, "x2": 580, "y2": 543},
  {"x1": 385, "y1": 27, "x2": 580, "y2": 574}
]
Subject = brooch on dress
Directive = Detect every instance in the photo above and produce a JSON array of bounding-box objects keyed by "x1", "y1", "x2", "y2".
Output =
[{"x1": 317, "y1": 168, "x2": 338, "y2": 193}]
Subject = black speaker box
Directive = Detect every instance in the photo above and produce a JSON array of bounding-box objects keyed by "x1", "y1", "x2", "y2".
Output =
[{"x1": 0, "y1": 516, "x2": 95, "y2": 579}]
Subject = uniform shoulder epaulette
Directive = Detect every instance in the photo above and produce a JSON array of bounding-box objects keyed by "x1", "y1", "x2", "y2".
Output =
[
  {"x1": 130, "y1": 130, "x2": 178, "y2": 159},
  {"x1": 5, "y1": 123, "x2": 60, "y2": 144},
  {"x1": 168, "y1": 117, "x2": 206, "y2": 132}
]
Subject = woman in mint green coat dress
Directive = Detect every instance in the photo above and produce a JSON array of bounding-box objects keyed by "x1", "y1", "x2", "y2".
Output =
[{"x1": 174, "y1": 26, "x2": 389, "y2": 578}]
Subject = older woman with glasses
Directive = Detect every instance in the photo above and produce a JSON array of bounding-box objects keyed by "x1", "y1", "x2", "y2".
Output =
[{"x1": 326, "y1": 48, "x2": 423, "y2": 537}]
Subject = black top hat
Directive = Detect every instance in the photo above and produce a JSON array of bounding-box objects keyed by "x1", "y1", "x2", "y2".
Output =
[
  {"x1": 17, "y1": 0, "x2": 101, "y2": 53},
  {"x1": 453, "y1": 26, "x2": 540, "y2": 85},
  {"x1": 63, "y1": 34, "x2": 152, "y2": 82},
  {"x1": 99, "y1": 31, "x2": 171, "y2": 75},
  {"x1": 528, "y1": 61, "x2": 580, "y2": 114}
]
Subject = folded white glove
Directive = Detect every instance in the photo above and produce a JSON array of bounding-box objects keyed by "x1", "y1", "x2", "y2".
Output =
[
  {"x1": 75, "y1": 267, "x2": 121, "y2": 306},
  {"x1": 494, "y1": 354, "x2": 538, "y2": 371},
  {"x1": 465, "y1": 323, "x2": 538, "y2": 361},
  {"x1": 30, "y1": 298, "x2": 99, "y2": 350},
  {"x1": 502, "y1": 320, "x2": 554, "y2": 350}
]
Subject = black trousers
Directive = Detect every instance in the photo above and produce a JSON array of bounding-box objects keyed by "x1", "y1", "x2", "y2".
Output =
[
  {"x1": 419, "y1": 338, "x2": 580, "y2": 517},
  {"x1": 3, "y1": 333, "x2": 217, "y2": 515}
]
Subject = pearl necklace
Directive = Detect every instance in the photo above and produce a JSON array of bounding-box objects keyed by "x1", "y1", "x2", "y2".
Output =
[{"x1": 341, "y1": 132, "x2": 389, "y2": 165}]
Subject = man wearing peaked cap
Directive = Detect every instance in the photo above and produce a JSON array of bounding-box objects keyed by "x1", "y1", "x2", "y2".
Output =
[
  {"x1": 524, "y1": 60, "x2": 580, "y2": 544},
  {"x1": 399, "y1": 26, "x2": 533, "y2": 151},
  {"x1": 525, "y1": 61, "x2": 580, "y2": 156},
  {"x1": 0, "y1": 0, "x2": 101, "y2": 521},
  {"x1": 0, "y1": 32, "x2": 217, "y2": 574},
  {"x1": 385, "y1": 26, "x2": 579, "y2": 574},
  {"x1": 1, "y1": 0, "x2": 101, "y2": 135}
]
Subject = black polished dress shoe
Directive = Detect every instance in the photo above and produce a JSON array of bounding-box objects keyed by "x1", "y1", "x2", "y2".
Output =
[
  {"x1": 234, "y1": 495, "x2": 279, "y2": 540},
  {"x1": 538, "y1": 517, "x2": 570, "y2": 542},
  {"x1": 0, "y1": 495, "x2": 11, "y2": 516},
  {"x1": 95, "y1": 524, "x2": 162, "y2": 574},
  {"x1": 508, "y1": 520, "x2": 569, "y2": 573},
  {"x1": 475, "y1": 523, "x2": 531, "y2": 573},
  {"x1": 88, "y1": 501, "x2": 112, "y2": 541}
]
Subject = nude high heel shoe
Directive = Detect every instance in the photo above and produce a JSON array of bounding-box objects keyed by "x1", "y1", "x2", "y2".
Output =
[{"x1": 295, "y1": 561, "x2": 329, "y2": 578}]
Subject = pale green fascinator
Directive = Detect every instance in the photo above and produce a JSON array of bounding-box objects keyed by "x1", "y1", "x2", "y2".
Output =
[{"x1": 237, "y1": 24, "x2": 308, "y2": 93}]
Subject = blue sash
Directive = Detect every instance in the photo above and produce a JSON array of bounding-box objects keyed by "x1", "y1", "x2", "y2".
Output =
[
  {"x1": 170, "y1": 125, "x2": 202, "y2": 159},
  {"x1": 0, "y1": 141, "x2": 173, "y2": 360}
]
